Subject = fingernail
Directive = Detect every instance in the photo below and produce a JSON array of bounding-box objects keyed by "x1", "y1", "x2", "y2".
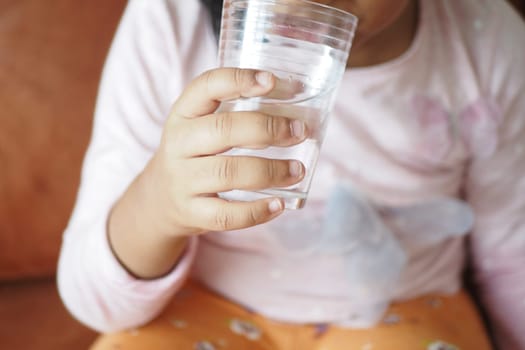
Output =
[
  {"x1": 290, "y1": 120, "x2": 305, "y2": 138},
  {"x1": 255, "y1": 71, "x2": 272, "y2": 87},
  {"x1": 289, "y1": 160, "x2": 303, "y2": 178},
  {"x1": 269, "y1": 199, "x2": 283, "y2": 213}
]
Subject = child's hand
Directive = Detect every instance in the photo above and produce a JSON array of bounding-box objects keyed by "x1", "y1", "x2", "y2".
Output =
[
  {"x1": 147, "y1": 68, "x2": 307, "y2": 237},
  {"x1": 108, "y1": 68, "x2": 307, "y2": 278}
]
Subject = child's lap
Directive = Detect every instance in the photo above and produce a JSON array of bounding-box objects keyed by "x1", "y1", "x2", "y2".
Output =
[{"x1": 90, "y1": 281, "x2": 492, "y2": 350}]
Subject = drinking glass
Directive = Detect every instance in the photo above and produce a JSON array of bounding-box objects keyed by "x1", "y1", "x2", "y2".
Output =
[{"x1": 217, "y1": 0, "x2": 358, "y2": 209}]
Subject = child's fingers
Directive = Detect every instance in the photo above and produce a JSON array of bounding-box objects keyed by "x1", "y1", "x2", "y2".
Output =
[
  {"x1": 185, "y1": 156, "x2": 304, "y2": 194},
  {"x1": 170, "y1": 68, "x2": 275, "y2": 119},
  {"x1": 188, "y1": 197, "x2": 284, "y2": 232},
  {"x1": 170, "y1": 111, "x2": 307, "y2": 157}
]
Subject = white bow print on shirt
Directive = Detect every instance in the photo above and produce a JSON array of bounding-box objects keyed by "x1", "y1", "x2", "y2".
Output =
[{"x1": 272, "y1": 182, "x2": 474, "y2": 327}]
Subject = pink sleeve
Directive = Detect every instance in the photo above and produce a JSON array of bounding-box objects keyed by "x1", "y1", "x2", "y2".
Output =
[
  {"x1": 58, "y1": 215, "x2": 197, "y2": 333},
  {"x1": 465, "y1": 6, "x2": 525, "y2": 349},
  {"x1": 57, "y1": 0, "x2": 205, "y2": 333}
]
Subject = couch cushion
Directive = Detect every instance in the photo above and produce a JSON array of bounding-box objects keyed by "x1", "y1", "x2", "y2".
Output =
[
  {"x1": 0, "y1": 0, "x2": 126, "y2": 280},
  {"x1": 0, "y1": 278, "x2": 97, "y2": 349}
]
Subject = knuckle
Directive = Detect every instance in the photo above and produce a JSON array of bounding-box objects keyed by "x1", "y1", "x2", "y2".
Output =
[
  {"x1": 265, "y1": 159, "x2": 280, "y2": 181},
  {"x1": 214, "y1": 112, "x2": 234, "y2": 140},
  {"x1": 215, "y1": 157, "x2": 237, "y2": 184},
  {"x1": 202, "y1": 69, "x2": 216, "y2": 95},
  {"x1": 247, "y1": 207, "x2": 261, "y2": 226},
  {"x1": 234, "y1": 68, "x2": 256, "y2": 90},
  {"x1": 166, "y1": 122, "x2": 195, "y2": 157},
  {"x1": 265, "y1": 115, "x2": 281, "y2": 140},
  {"x1": 167, "y1": 126, "x2": 184, "y2": 149},
  {"x1": 213, "y1": 208, "x2": 234, "y2": 231}
]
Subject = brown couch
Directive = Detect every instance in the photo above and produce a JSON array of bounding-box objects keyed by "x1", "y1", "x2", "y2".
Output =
[
  {"x1": 0, "y1": 1, "x2": 523, "y2": 349},
  {"x1": 0, "y1": 0, "x2": 125, "y2": 348}
]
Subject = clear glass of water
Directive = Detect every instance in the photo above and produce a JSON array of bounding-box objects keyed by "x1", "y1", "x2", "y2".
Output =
[{"x1": 217, "y1": 0, "x2": 358, "y2": 209}]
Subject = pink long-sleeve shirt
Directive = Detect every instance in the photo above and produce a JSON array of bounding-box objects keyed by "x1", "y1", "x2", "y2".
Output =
[{"x1": 57, "y1": 0, "x2": 525, "y2": 348}]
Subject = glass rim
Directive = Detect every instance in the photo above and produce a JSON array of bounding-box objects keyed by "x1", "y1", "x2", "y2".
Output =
[
  {"x1": 221, "y1": 26, "x2": 354, "y2": 44},
  {"x1": 228, "y1": 0, "x2": 359, "y2": 27},
  {"x1": 224, "y1": 17, "x2": 356, "y2": 36}
]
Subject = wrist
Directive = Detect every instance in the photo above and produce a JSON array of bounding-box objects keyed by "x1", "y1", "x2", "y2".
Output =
[
  {"x1": 106, "y1": 159, "x2": 194, "y2": 279},
  {"x1": 139, "y1": 155, "x2": 195, "y2": 239}
]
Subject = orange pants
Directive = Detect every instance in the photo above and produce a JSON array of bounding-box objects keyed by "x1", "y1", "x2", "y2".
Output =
[{"x1": 91, "y1": 281, "x2": 493, "y2": 350}]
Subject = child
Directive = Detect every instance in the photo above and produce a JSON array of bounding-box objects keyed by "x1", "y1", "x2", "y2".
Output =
[{"x1": 58, "y1": 0, "x2": 525, "y2": 349}]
